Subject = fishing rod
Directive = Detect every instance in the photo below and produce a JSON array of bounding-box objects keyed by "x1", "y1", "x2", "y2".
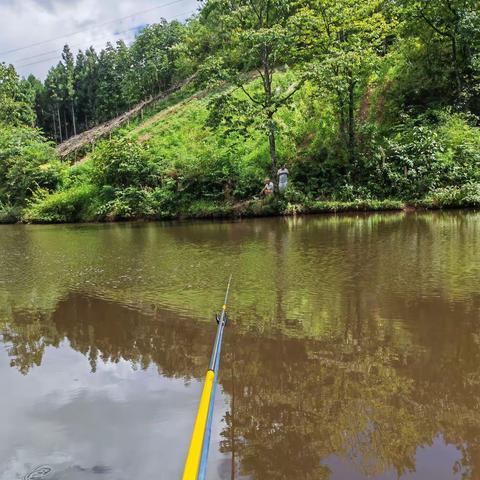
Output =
[{"x1": 182, "y1": 275, "x2": 232, "y2": 480}]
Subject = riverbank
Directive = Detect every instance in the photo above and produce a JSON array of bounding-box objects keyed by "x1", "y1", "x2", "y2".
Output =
[
  {"x1": 2, "y1": 196, "x2": 478, "y2": 225},
  {"x1": 176, "y1": 197, "x2": 479, "y2": 220},
  {"x1": 3, "y1": 68, "x2": 479, "y2": 228}
]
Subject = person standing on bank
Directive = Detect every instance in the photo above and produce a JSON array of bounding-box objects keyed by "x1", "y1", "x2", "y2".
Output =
[{"x1": 277, "y1": 165, "x2": 289, "y2": 193}]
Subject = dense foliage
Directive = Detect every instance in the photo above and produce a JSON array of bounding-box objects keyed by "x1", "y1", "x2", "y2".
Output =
[
  {"x1": 0, "y1": 124, "x2": 65, "y2": 221},
  {"x1": 0, "y1": 0, "x2": 479, "y2": 222}
]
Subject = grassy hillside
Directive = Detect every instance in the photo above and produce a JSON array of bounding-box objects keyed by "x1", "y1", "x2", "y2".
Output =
[
  {"x1": 20, "y1": 70, "x2": 404, "y2": 223},
  {"x1": 7, "y1": 66, "x2": 479, "y2": 224}
]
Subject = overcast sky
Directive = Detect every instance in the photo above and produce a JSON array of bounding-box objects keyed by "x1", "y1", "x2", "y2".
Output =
[{"x1": 0, "y1": 0, "x2": 199, "y2": 80}]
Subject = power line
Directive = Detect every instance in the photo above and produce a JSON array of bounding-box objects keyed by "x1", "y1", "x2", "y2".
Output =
[
  {"x1": 15, "y1": 25, "x2": 142, "y2": 65},
  {"x1": 14, "y1": 8, "x2": 197, "y2": 69},
  {"x1": 0, "y1": 0, "x2": 192, "y2": 57}
]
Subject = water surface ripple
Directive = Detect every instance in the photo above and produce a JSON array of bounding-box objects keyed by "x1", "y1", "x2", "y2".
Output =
[{"x1": 1, "y1": 212, "x2": 479, "y2": 479}]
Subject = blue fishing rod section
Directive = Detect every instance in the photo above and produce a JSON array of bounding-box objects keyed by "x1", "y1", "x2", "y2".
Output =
[
  {"x1": 197, "y1": 315, "x2": 225, "y2": 480},
  {"x1": 182, "y1": 275, "x2": 231, "y2": 480}
]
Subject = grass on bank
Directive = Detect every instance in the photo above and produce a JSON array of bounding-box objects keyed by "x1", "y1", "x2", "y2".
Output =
[
  {"x1": 7, "y1": 186, "x2": 479, "y2": 224},
  {"x1": 19, "y1": 195, "x2": 468, "y2": 224}
]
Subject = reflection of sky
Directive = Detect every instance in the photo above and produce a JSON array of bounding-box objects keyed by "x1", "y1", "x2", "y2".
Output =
[
  {"x1": 0, "y1": 341, "x2": 230, "y2": 480},
  {"x1": 322, "y1": 434, "x2": 465, "y2": 480}
]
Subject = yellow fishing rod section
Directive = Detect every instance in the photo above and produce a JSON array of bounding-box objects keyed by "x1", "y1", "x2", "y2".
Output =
[
  {"x1": 182, "y1": 369, "x2": 215, "y2": 479},
  {"x1": 182, "y1": 278, "x2": 231, "y2": 480}
]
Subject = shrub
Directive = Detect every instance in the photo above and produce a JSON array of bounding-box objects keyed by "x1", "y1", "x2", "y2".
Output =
[
  {"x1": 436, "y1": 111, "x2": 480, "y2": 184},
  {"x1": 0, "y1": 123, "x2": 65, "y2": 206},
  {"x1": 384, "y1": 122, "x2": 445, "y2": 199},
  {"x1": 331, "y1": 183, "x2": 375, "y2": 202},
  {"x1": 380, "y1": 111, "x2": 480, "y2": 200},
  {"x1": 23, "y1": 184, "x2": 98, "y2": 223},
  {"x1": 151, "y1": 181, "x2": 178, "y2": 217},
  {"x1": 422, "y1": 182, "x2": 480, "y2": 208},
  {"x1": 0, "y1": 203, "x2": 22, "y2": 223},
  {"x1": 282, "y1": 185, "x2": 309, "y2": 204},
  {"x1": 91, "y1": 138, "x2": 160, "y2": 189},
  {"x1": 186, "y1": 200, "x2": 234, "y2": 218},
  {"x1": 96, "y1": 187, "x2": 157, "y2": 220},
  {"x1": 309, "y1": 199, "x2": 404, "y2": 213}
]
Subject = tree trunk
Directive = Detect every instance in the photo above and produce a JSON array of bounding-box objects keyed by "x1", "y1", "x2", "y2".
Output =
[
  {"x1": 338, "y1": 93, "x2": 348, "y2": 149},
  {"x1": 52, "y1": 110, "x2": 58, "y2": 143},
  {"x1": 71, "y1": 101, "x2": 77, "y2": 136},
  {"x1": 57, "y1": 106, "x2": 63, "y2": 143},
  {"x1": 451, "y1": 35, "x2": 463, "y2": 97},
  {"x1": 262, "y1": 47, "x2": 279, "y2": 190},
  {"x1": 63, "y1": 109, "x2": 68, "y2": 139},
  {"x1": 268, "y1": 116, "x2": 278, "y2": 184},
  {"x1": 347, "y1": 79, "x2": 356, "y2": 165}
]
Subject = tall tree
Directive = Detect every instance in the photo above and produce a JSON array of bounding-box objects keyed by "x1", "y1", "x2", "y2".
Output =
[
  {"x1": 44, "y1": 64, "x2": 67, "y2": 142},
  {"x1": 127, "y1": 20, "x2": 185, "y2": 102},
  {"x1": 61, "y1": 45, "x2": 77, "y2": 136},
  {"x1": 96, "y1": 41, "x2": 131, "y2": 121},
  {"x1": 202, "y1": 0, "x2": 304, "y2": 183},
  {"x1": 294, "y1": 0, "x2": 394, "y2": 166},
  {"x1": 75, "y1": 47, "x2": 100, "y2": 129},
  {"x1": 0, "y1": 63, "x2": 36, "y2": 127},
  {"x1": 404, "y1": 0, "x2": 480, "y2": 110}
]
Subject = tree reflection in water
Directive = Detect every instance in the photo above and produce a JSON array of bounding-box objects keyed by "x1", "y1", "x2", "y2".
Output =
[{"x1": 2, "y1": 289, "x2": 479, "y2": 479}]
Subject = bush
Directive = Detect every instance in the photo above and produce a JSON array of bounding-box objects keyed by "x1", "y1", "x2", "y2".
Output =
[
  {"x1": 0, "y1": 203, "x2": 22, "y2": 223},
  {"x1": 331, "y1": 183, "x2": 376, "y2": 202},
  {"x1": 91, "y1": 138, "x2": 160, "y2": 189},
  {"x1": 422, "y1": 182, "x2": 480, "y2": 208},
  {"x1": 384, "y1": 122, "x2": 445, "y2": 199},
  {"x1": 96, "y1": 187, "x2": 156, "y2": 220},
  {"x1": 282, "y1": 185, "x2": 309, "y2": 204},
  {"x1": 90, "y1": 138, "x2": 173, "y2": 220},
  {"x1": 378, "y1": 111, "x2": 480, "y2": 200},
  {"x1": 151, "y1": 181, "x2": 178, "y2": 217},
  {"x1": 0, "y1": 123, "x2": 65, "y2": 206},
  {"x1": 23, "y1": 184, "x2": 98, "y2": 223},
  {"x1": 185, "y1": 200, "x2": 234, "y2": 218},
  {"x1": 309, "y1": 199, "x2": 404, "y2": 213},
  {"x1": 436, "y1": 111, "x2": 480, "y2": 184}
]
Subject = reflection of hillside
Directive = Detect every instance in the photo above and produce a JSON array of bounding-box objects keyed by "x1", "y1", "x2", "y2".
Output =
[
  {"x1": 1, "y1": 212, "x2": 480, "y2": 341},
  {"x1": 3, "y1": 293, "x2": 213, "y2": 377},
  {"x1": 3, "y1": 291, "x2": 480, "y2": 479},
  {"x1": 154, "y1": 211, "x2": 480, "y2": 339}
]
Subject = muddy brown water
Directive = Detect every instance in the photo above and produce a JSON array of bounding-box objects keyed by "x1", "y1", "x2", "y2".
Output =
[{"x1": 1, "y1": 212, "x2": 480, "y2": 480}]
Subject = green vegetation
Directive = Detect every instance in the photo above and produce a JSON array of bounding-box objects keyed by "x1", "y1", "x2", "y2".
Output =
[
  {"x1": 0, "y1": 0, "x2": 479, "y2": 223},
  {"x1": 0, "y1": 124, "x2": 65, "y2": 222}
]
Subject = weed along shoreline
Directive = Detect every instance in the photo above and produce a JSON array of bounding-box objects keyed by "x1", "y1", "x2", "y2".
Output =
[{"x1": 4, "y1": 197, "x2": 478, "y2": 225}]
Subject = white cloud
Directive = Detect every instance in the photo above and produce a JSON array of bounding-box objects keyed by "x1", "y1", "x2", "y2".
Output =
[{"x1": 0, "y1": 0, "x2": 199, "y2": 80}]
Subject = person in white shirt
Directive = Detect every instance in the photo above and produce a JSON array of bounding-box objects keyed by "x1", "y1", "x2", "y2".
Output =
[
  {"x1": 261, "y1": 178, "x2": 274, "y2": 196},
  {"x1": 277, "y1": 165, "x2": 289, "y2": 193}
]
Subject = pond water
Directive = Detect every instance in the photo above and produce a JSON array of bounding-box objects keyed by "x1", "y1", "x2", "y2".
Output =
[{"x1": 1, "y1": 212, "x2": 479, "y2": 480}]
